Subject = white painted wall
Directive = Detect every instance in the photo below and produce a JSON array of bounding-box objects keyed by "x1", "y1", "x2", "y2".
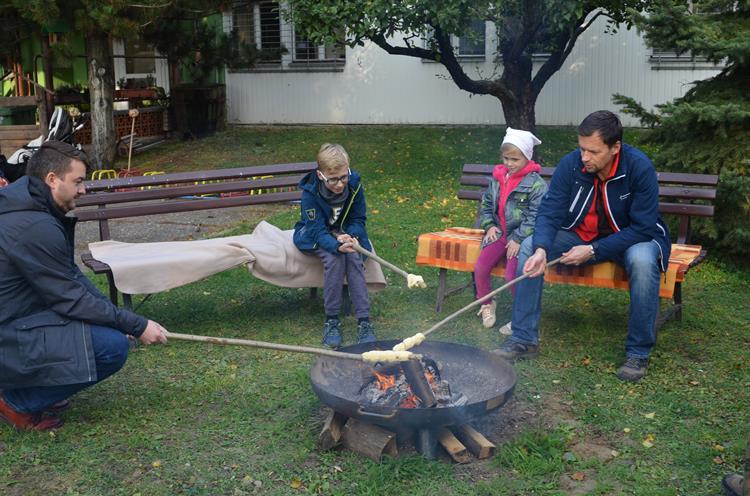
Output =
[{"x1": 224, "y1": 15, "x2": 723, "y2": 127}]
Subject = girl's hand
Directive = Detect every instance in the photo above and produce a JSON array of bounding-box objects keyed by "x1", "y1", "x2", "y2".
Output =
[
  {"x1": 484, "y1": 226, "x2": 500, "y2": 244},
  {"x1": 506, "y1": 239, "x2": 521, "y2": 259}
]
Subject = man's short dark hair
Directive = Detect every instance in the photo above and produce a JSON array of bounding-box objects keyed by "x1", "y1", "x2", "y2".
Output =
[
  {"x1": 26, "y1": 141, "x2": 90, "y2": 180},
  {"x1": 577, "y1": 110, "x2": 623, "y2": 147}
]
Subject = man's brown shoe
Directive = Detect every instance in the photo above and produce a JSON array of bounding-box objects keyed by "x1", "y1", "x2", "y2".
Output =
[{"x1": 0, "y1": 395, "x2": 63, "y2": 431}]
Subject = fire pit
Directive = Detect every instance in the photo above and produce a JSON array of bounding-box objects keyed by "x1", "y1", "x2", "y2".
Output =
[{"x1": 310, "y1": 340, "x2": 517, "y2": 460}]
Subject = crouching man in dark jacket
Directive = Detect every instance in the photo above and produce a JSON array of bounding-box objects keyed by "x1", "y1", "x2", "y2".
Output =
[{"x1": 0, "y1": 141, "x2": 168, "y2": 431}]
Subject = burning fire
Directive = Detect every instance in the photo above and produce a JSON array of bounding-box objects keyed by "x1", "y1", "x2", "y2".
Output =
[{"x1": 371, "y1": 368, "x2": 438, "y2": 409}]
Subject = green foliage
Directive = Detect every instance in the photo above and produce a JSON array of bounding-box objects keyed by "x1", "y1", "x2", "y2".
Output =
[{"x1": 616, "y1": 0, "x2": 750, "y2": 254}]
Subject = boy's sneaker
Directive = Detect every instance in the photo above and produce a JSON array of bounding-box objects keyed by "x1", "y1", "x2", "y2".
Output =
[
  {"x1": 616, "y1": 357, "x2": 649, "y2": 382},
  {"x1": 498, "y1": 321, "x2": 512, "y2": 335},
  {"x1": 322, "y1": 319, "x2": 342, "y2": 349},
  {"x1": 491, "y1": 339, "x2": 539, "y2": 360},
  {"x1": 357, "y1": 321, "x2": 377, "y2": 344},
  {"x1": 477, "y1": 300, "x2": 496, "y2": 328}
]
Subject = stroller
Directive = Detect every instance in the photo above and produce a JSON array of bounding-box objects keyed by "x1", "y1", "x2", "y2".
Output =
[{"x1": 0, "y1": 107, "x2": 87, "y2": 183}]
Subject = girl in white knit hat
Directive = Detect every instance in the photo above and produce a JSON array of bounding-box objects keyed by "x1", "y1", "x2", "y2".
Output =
[{"x1": 474, "y1": 128, "x2": 548, "y2": 332}]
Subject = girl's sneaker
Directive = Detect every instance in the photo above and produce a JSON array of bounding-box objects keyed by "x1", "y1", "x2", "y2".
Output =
[{"x1": 477, "y1": 300, "x2": 496, "y2": 328}]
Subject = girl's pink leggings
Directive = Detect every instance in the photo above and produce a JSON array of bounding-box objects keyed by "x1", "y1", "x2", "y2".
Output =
[{"x1": 474, "y1": 237, "x2": 518, "y2": 304}]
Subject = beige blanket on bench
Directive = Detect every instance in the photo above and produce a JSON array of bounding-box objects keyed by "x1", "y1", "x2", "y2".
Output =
[{"x1": 88, "y1": 221, "x2": 387, "y2": 295}]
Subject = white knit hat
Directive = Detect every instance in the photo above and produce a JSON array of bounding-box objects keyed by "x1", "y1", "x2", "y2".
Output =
[{"x1": 501, "y1": 127, "x2": 542, "y2": 160}]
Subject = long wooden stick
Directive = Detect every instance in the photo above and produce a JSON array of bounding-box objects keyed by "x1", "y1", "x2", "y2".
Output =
[
  {"x1": 165, "y1": 331, "x2": 365, "y2": 361},
  {"x1": 127, "y1": 112, "x2": 137, "y2": 172},
  {"x1": 352, "y1": 243, "x2": 409, "y2": 278},
  {"x1": 421, "y1": 257, "x2": 563, "y2": 338}
]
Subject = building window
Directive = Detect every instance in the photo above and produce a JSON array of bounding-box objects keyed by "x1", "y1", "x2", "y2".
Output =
[
  {"x1": 124, "y1": 38, "x2": 156, "y2": 74},
  {"x1": 649, "y1": 48, "x2": 723, "y2": 70},
  {"x1": 456, "y1": 19, "x2": 486, "y2": 57},
  {"x1": 292, "y1": 29, "x2": 346, "y2": 62},
  {"x1": 232, "y1": 0, "x2": 284, "y2": 63}
]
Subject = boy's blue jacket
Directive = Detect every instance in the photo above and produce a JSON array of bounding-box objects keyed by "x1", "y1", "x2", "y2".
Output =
[
  {"x1": 293, "y1": 169, "x2": 372, "y2": 254},
  {"x1": 532, "y1": 143, "x2": 671, "y2": 271}
]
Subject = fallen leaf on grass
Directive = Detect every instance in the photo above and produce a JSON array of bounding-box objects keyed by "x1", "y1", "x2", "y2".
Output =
[
  {"x1": 581, "y1": 356, "x2": 591, "y2": 366},
  {"x1": 643, "y1": 412, "x2": 656, "y2": 419},
  {"x1": 571, "y1": 472, "x2": 586, "y2": 481},
  {"x1": 290, "y1": 477, "x2": 302, "y2": 489},
  {"x1": 623, "y1": 427, "x2": 631, "y2": 433},
  {"x1": 642, "y1": 434, "x2": 655, "y2": 448},
  {"x1": 689, "y1": 380, "x2": 700, "y2": 386},
  {"x1": 151, "y1": 460, "x2": 162, "y2": 468},
  {"x1": 713, "y1": 456, "x2": 725, "y2": 464},
  {"x1": 714, "y1": 444, "x2": 725, "y2": 451}
]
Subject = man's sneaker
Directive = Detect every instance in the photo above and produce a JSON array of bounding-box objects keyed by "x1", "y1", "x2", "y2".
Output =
[
  {"x1": 477, "y1": 300, "x2": 496, "y2": 328},
  {"x1": 498, "y1": 321, "x2": 512, "y2": 335},
  {"x1": 721, "y1": 474, "x2": 744, "y2": 496},
  {"x1": 357, "y1": 321, "x2": 377, "y2": 344},
  {"x1": 616, "y1": 357, "x2": 649, "y2": 382},
  {"x1": 491, "y1": 339, "x2": 539, "y2": 360},
  {"x1": 322, "y1": 319, "x2": 342, "y2": 349}
]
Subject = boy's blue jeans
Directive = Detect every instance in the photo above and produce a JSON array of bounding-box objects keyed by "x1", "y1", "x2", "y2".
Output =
[
  {"x1": 509, "y1": 230, "x2": 662, "y2": 359},
  {"x1": 315, "y1": 249, "x2": 370, "y2": 319},
  {"x1": 2, "y1": 325, "x2": 129, "y2": 413}
]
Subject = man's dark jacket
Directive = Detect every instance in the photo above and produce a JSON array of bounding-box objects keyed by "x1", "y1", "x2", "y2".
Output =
[
  {"x1": 0, "y1": 177, "x2": 146, "y2": 388},
  {"x1": 532, "y1": 143, "x2": 671, "y2": 271}
]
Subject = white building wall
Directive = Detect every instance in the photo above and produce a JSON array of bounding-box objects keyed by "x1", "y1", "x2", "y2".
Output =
[{"x1": 225, "y1": 15, "x2": 722, "y2": 127}]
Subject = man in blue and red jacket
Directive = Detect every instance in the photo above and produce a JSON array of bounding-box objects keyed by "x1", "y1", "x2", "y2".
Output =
[{"x1": 494, "y1": 111, "x2": 671, "y2": 382}]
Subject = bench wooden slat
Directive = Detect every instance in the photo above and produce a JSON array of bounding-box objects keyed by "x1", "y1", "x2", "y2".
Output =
[
  {"x1": 84, "y1": 162, "x2": 317, "y2": 192},
  {"x1": 659, "y1": 202, "x2": 714, "y2": 217},
  {"x1": 76, "y1": 174, "x2": 304, "y2": 207},
  {"x1": 76, "y1": 190, "x2": 301, "y2": 222}
]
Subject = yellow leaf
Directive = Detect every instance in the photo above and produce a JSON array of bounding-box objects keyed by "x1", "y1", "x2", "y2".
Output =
[
  {"x1": 643, "y1": 412, "x2": 656, "y2": 419},
  {"x1": 714, "y1": 444, "x2": 725, "y2": 452},
  {"x1": 689, "y1": 380, "x2": 700, "y2": 386},
  {"x1": 290, "y1": 477, "x2": 302, "y2": 489},
  {"x1": 623, "y1": 427, "x2": 631, "y2": 433},
  {"x1": 151, "y1": 460, "x2": 162, "y2": 468},
  {"x1": 371, "y1": 209, "x2": 380, "y2": 214},
  {"x1": 642, "y1": 439, "x2": 654, "y2": 448}
]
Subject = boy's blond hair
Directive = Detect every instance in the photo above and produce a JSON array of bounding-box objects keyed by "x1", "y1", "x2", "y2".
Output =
[{"x1": 317, "y1": 143, "x2": 350, "y2": 173}]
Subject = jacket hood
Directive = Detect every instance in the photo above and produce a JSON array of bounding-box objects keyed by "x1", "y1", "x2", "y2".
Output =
[
  {"x1": 0, "y1": 176, "x2": 51, "y2": 217},
  {"x1": 298, "y1": 169, "x2": 362, "y2": 194},
  {"x1": 493, "y1": 160, "x2": 542, "y2": 182}
]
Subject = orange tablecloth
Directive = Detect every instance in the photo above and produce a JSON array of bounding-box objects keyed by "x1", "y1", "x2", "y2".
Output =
[{"x1": 416, "y1": 227, "x2": 703, "y2": 299}]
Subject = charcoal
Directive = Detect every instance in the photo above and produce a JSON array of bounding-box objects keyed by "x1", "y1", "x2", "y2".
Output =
[{"x1": 448, "y1": 393, "x2": 468, "y2": 407}]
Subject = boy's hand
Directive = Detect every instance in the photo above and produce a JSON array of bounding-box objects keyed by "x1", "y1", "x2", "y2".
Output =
[
  {"x1": 484, "y1": 226, "x2": 500, "y2": 244},
  {"x1": 336, "y1": 233, "x2": 354, "y2": 244},
  {"x1": 506, "y1": 239, "x2": 520, "y2": 259},
  {"x1": 338, "y1": 242, "x2": 356, "y2": 253}
]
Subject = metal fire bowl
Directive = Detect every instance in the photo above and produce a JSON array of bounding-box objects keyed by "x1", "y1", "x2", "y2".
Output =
[{"x1": 309, "y1": 340, "x2": 517, "y2": 431}]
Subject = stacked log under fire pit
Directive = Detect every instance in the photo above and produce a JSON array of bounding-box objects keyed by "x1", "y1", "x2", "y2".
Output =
[{"x1": 310, "y1": 340, "x2": 517, "y2": 461}]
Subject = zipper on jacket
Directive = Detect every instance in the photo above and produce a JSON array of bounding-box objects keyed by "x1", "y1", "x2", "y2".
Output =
[
  {"x1": 601, "y1": 174, "x2": 626, "y2": 232},
  {"x1": 563, "y1": 186, "x2": 593, "y2": 230},
  {"x1": 569, "y1": 186, "x2": 583, "y2": 213},
  {"x1": 339, "y1": 183, "x2": 361, "y2": 229}
]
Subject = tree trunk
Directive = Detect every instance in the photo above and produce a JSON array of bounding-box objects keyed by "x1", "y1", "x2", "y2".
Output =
[
  {"x1": 87, "y1": 32, "x2": 116, "y2": 169},
  {"x1": 497, "y1": 54, "x2": 538, "y2": 133}
]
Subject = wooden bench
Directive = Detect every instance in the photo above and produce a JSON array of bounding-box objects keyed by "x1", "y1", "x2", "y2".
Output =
[
  {"x1": 76, "y1": 162, "x2": 316, "y2": 309},
  {"x1": 416, "y1": 163, "x2": 718, "y2": 329}
]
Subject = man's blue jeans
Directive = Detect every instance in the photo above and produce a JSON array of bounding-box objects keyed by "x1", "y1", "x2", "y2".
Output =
[
  {"x1": 510, "y1": 230, "x2": 662, "y2": 359},
  {"x1": 3, "y1": 325, "x2": 129, "y2": 413}
]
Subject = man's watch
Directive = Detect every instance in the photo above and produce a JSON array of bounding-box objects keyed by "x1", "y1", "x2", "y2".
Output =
[{"x1": 589, "y1": 242, "x2": 597, "y2": 261}]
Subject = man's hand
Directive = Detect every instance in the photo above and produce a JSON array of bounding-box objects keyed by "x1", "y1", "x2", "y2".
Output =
[
  {"x1": 560, "y1": 245, "x2": 594, "y2": 266},
  {"x1": 506, "y1": 239, "x2": 520, "y2": 259},
  {"x1": 483, "y1": 226, "x2": 500, "y2": 244},
  {"x1": 139, "y1": 320, "x2": 168, "y2": 345},
  {"x1": 523, "y1": 248, "x2": 547, "y2": 278},
  {"x1": 0, "y1": 177, "x2": 8, "y2": 188}
]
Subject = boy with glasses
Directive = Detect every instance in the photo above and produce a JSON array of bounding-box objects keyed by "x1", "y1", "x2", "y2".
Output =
[{"x1": 293, "y1": 143, "x2": 376, "y2": 348}]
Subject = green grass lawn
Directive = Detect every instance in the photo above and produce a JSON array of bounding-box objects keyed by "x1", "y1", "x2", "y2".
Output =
[{"x1": 1, "y1": 126, "x2": 747, "y2": 495}]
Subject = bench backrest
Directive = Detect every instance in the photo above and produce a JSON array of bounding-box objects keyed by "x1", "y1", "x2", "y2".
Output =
[
  {"x1": 75, "y1": 162, "x2": 317, "y2": 241},
  {"x1": 458, "y1": 164, "x2": 718, "y2": 244}
]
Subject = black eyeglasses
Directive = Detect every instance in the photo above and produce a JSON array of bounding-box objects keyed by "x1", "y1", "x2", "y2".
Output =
[{"x1": 318, "y1": 168, "x2": 351, "y2": 186}]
